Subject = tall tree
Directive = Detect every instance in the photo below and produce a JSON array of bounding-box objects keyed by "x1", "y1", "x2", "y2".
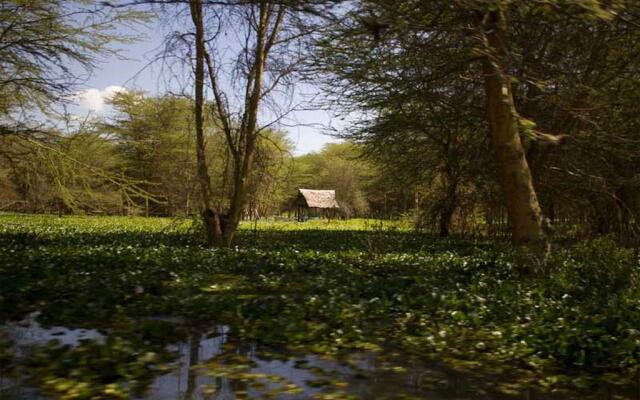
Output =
[
  {"x1": 103, "y1": 92, "x2": 199, "y2": 215},
  {"x1": 0, "y1": 1, "x2": 148, "y2": 212},
  {"x1": 480, "y1": 4, "x2": 547, "y2": 256},
  {"x1": 314, "y1": 0, "x2": 632, "y2": 257},
  {"x1": 185, "y1": 0, "x2": 328, "y2": 246}
]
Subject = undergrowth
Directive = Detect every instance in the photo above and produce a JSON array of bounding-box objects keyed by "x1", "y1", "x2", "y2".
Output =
[{"x1": 0, "y1": 214, "x2": 639, "y2": 398}]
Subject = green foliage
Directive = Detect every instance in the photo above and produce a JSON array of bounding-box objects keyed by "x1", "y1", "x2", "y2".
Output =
[
  {"x1": 312, "y1": 0, "x2": 640, "y2": 241},
  {"x1": 102, "y1": 91, "x2": 199, "y2": 215},
  {"x1": 1, "y1": 133, "x2": 128, "y2": 214},
  {"x1": 1, "y1": 92, "x2": 295, "y2": 218},
  {"x1": 248, "y1": 130, "x2": 296, "y2": 217},
  {"x1": 0, "y1": 1, "x2": 150, "y2": 215},
  {"x1": 1, "y1": 215, "x2": 640, "y2": 396},
  {"x1": 0, "y1": 0, "x2": 147, "y2": 132},
  {"x1": 23, "y1": 335, "x2": 175, "y2": 400},
  {"x1": 550, "y1": 238, "x2": 638, "y2": 300}
]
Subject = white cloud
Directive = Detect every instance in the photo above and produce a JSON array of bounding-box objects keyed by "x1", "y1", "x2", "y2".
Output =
[{"x1": 75, "y1": 85, "x2": 127, "y2": 113}]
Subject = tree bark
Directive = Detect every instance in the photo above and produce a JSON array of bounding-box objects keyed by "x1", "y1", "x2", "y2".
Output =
[
  {"x1": 482, "y1": 7, "x2": 549, "y2": 259},
  {"x1": 208, "y1": 1, "x2": 284, "y2": 247},
  {"x1": 189, "y1": 0, "x2": 223, "y2": 246},
  {"x1": 189, "y1": 1, "x2": 285, "y2": 247},
  {"x1": 438, "y1": 182, "x2": 457, "y2": 238},
  {"x1": 222, "y1": 3, "x2": 271, "y2": 246}
]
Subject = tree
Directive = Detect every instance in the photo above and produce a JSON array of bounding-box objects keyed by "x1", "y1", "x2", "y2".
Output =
[
  {"x1": 313, "y1": 0, "x2": 635, "y2": 257},
  {"x1": 103, "y1": 92, "x2": 199, "y2": 216},
  {"x1": 186, "y1": 0, "x2": 327, "y2": 246},
  {"x1": 362, "y1": 109, "x2": 488, "y2": 236},
  {"x1": 0, "y1": 1, "x2": 149, "y2": 212},
  {"x1": 480, "y1": 4, "x2": 547, "y2": 255},
  {"x1": 0, "y1": 0, "x2": 144, "y2": 137},
  {"x1": 0, "y1": 129, "x2": 126, "y2": 214},
  {"x1": 507, "y1": 2, "x2": 640, "y2": 243},
  {"x1": 246, "y1": 130, "x2": 295, "y2": 219}
]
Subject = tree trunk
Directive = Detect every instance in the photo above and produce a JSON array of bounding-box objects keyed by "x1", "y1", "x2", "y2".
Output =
[
  {"x1": 614, "y1": 186, "x2": 636, "y2": 244},
  {"x1": 482, "y1": 7, "x2": 549, "y2": 260},
  {"x1": 189, "y1": 0, "x2": 223, "y2": 246},
  {"x1": 439, "y1": 207, "x2": 454, "y2": 237},
  {"x1": 438, "y1": 183, "x2": 457, "y2": 238},
  {"x1": 216, "y1": 2, "x2": 277, "y2": 247},
  {"x1": 190, "y1": 1, "x2": 284, "y2": 247}
]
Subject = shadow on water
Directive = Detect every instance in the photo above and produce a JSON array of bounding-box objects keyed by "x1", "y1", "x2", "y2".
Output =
[{"x1": 2, "y1": 316, "x2": 638, "y2": 400}]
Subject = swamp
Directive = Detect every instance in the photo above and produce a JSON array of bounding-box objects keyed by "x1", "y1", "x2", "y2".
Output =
[
  {"x1": 1, "y1": 215, "x2": 639, "y2": 399},
  {"x1": 3, "y1": 0, "x2": 640, "y2": 398}
]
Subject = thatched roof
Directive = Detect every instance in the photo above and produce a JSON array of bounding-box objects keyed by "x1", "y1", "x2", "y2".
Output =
[{"x1": 297, "y1": 189, "x2": 340, "y2": 209}]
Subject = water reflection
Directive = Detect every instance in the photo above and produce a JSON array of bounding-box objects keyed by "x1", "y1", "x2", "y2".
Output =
[
  {"x1": 2, "y1": 317, "x2": 638, "y2": 399},
  {"x1": 146, "y1": 328, "x2": 225, "y2": 400},
  {"x1": 2, "y1": 313, "x2": 104, "y2": 353},
  {"x1": 145, "y1": 327, "x2": 327, "y2": 400},
  {"x1": 143, "y1": 327, "x2": 494, "y2": 400}
]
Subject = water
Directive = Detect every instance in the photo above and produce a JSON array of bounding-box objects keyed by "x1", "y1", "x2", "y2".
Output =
[
  {"x1": 1, "y1": 315, "x2": 638, "y2": 399},
  {"x1": 136, "y1": 329, "x2": 500, "y2": 400},
  {"x1": 2, "y1": 313, "x2": 104, "y2": 352}
]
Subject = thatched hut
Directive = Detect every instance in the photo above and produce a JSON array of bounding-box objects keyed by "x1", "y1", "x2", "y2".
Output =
[{"x1": 295, "y1": 189, "x2": 340, "y2": 221}]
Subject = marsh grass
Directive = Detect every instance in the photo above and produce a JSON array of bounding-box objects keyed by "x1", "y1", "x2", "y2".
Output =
[{"x1": 0, "y1": 214, "x2": 639, "y2": 398}]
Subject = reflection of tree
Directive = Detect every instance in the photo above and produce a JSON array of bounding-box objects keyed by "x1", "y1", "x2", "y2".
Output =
[
  {"x1": 193, "y1": 328, "x2": 239, "y2": 400},
  {"x1": 213, "y1": 377, "x2": 235, "y2": 400},
  {"x1": 225, "y1": 339, "x2": 250, "y2": 398},
  {"x1": 198, "y1": 335, "x2": 250, "y2": 400},
  {"x1": 183, "y1": 334, "x2": 200, "y2": 400}
]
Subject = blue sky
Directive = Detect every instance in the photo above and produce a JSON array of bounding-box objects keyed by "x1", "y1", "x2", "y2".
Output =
[{"x1": 74, "y1": 17, "x2": 341, "y2": 155}]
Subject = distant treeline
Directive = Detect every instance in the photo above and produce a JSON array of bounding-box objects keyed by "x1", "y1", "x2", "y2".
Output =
[
  {"x1": 2, "y1": 0, "x2": 640, "y2": 247},
  {"x1": 0, "y1": 93, "x2": 400, "y2": 221},
  {"x1": 1, "y1": 89, "x2": 638, "y2": 245}
]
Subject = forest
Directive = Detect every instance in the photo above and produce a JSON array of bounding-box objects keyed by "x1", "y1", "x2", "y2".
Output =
[{"x1": 1, "y1": 0, "x2": 640, "y2": 399}]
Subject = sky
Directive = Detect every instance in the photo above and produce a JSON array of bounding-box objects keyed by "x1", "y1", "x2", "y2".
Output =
[{"x1": 72, "y1": 17, "x2": 342, "y2": 155}]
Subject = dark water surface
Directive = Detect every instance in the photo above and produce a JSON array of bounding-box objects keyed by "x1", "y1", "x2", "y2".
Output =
[{"x1": 1, "y1": 315, "x2": 638, "y2": 400}]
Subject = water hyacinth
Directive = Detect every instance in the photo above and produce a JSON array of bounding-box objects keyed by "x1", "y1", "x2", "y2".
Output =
[{"x1": 0, "y1": 215, "x2": 639, "y2": 398}]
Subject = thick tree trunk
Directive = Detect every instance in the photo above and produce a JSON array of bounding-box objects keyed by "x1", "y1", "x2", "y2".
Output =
[
  {"x1": 190, "y1": 0, "x2": 223, "y2": 246},
  {"x1": 439, "y1": 185, "x2": 457, "y2": 238},
  {"x1": 439, "y1": 207, "x2": 454, "y2": 237},
  {"x1": 482, "y1": 8, "x2": 549, "y2": 259}
]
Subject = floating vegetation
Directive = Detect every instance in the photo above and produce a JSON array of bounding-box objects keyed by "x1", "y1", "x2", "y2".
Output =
[{"x1": 1, "y1": 215, "x2": 639, "y2": 398}]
